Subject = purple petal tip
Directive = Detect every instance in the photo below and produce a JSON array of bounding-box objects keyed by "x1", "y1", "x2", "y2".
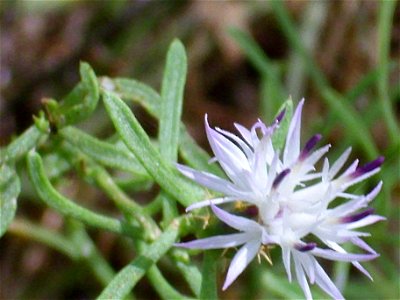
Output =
[
  {"x1": 300, "y1": 134, "x2": 322, "y2": 159},
  {"x1": 276, "y1": 108, "x2": 286, "y2": 123},
  {"x1": 295, "y1": 242, "x2": 317, "y2": 252},
  {"x1": 341, "y1": 208, "x2": 375, "y2": 223},
  {"x1": 272, "y1": 169, "x2": 291, "y2": 189},
  {"x1": 352, "y1": 156, "x2": 384, "y2": 177}
]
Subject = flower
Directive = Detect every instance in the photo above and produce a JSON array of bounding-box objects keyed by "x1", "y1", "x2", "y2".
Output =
[
  {"x1": 176, "y1": 99, "x2": 384, "y2": 299},
  {"x1": 175, "y1": 203, "x2": 267, "y2": 290}
]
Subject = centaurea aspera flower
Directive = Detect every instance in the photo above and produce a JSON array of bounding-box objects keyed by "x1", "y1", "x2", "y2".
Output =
[{"x1": 176, "y1": 99, "x2": 384, "y2": 299}]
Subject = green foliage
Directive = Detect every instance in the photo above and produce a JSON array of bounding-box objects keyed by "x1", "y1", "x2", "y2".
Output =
[
  {"x1": 0, "y1": 164, "x2": 20, "y2": 237},
  {"x1": 1, "y1": 5, "x2": 399, "y2": 297}
]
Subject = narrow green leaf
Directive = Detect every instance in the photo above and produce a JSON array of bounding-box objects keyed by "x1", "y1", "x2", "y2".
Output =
[
  {"x1": 46, "y1": 62, "x2": 99, "y2": 127},
  {"x1": 26, "y1": 151, "x2": 124, "y2": 234},
  {"x1": 159, "y1": 39, "x2": 187, "y2": 162},
  {"x1": 60, "y1": 126, "x2": 149, "y2": 177},
  {"x1": 102, "y1": 91, "x2": 203, "y2": 207},
  {"x1": 200, "y1": 251, "x2": 219, "y2": 300},
  {"x1": 100, "y1": 77, "x2": 161, "y2": 117},
  {"x1": 271, "y1": 98, "x2": 293, "y2": 151},
  {"x1": 101, "y1": 77, "x2": 225, "y2": 177},
  {"x1": 0, "y1": 164, "x2": 20, "y2": 237},
  {"x1": 97, "y1": 222, "x2": 179, "y2": 300},
  {"x1": 158, "y1": 40, "x2": 187, "y2": 224},
  {"x1": 2, "y1": 116, "x2": 49, "y2": 164}
]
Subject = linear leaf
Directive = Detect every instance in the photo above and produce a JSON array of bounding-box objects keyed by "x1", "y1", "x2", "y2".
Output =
[
  {"x1": 100, "y1": 77, "x2": 160, "y2": 116},
  {"x1": 159, "y1": 39, "x2": 187, "y2": 162},
  {"x1": 60, "y1": 126, "x2": 149, "y2": 177},
  {"x1": 97, "y1": 222, "x2": 179, "y2": 300},
  {"x1": 2, "y1": 119, "x2": 48, "y2": 164},
  {"x1": 101, "y1": 77, "x2": 224, "y2": 176},
  {"x1": 26, "y1": 151, "x2": 125, "y2": 234},
  {"x1": 0, "y1": 164, "x2": 20, "y2": 237},
  {"x1": 102, "y1": 91, "x2": 203, "y2": 207}
]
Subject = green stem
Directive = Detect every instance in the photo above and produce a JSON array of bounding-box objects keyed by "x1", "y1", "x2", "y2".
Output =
[
  {"x1": 8, "y1": 218, "x2": 80, "y2": 259},
  {"x1": 66, "y1": 220, "x2": 116, "y2": 287},
  {"x1": 97, "y1": 221, "x2": 180, "y2": 300}
]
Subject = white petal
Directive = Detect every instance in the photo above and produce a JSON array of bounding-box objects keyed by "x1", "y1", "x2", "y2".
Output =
[
  {"x1": 211, "y1": 204, "x2": 262, "y2": 233},
  {"x1": 345, "y1": 215, "x2": 386, "y2": 229},
  {"x1": 185, "y1": 197, "x2": 237, "y2": 212},
  {"x1": 205, "y1": 116, "x2": 251, "y2": 181},
  {"x1": 350, "y1": 237, "x2": 377, "y2": 254},
  {"x1": 330, "y1": 182, "x2": 383, "y2": 216},
  {"x1": 176, "y1": 233, "x2": 251, "y2": 249},
  {"x1": 341, "y1": 168, "x2": 381, "y2": 190},
  {"x1": 352, "y1": 261, "x2": 373, "y2": 280},
  {"x1": 312, "y1": 248, "x2": 378, "y2": 262},
  {"x1": 329, "y1": 147, "x2": 352, "y2": 179},
  {"x1": 234, "y1": 123, "x2": 253, "y2": 146},
  {"x1": 177, "y1": 164, "x2": 241, "y2": 196},
  {"x1": 314, "y1": 261, "x2": 344, "y2": 299},
  {"x1": 293, "y1": 254, "x2": 312, "y2": 300},
  {"x1": 284, "y1": 99, "x2": 304, "y2": 166},
  {"x1": 216, "y1": 127, "x2": 253, "y2": 159},
  {"x1": 282, "y1": 246, "x2": 292, "y2": 282},
  {"x1": 222, "y1": 240, "x2": 260, "y2": 290}
]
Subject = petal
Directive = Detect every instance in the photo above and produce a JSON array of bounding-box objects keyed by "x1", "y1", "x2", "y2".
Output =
[
  {"x1": 185, "y1": 197, "x2": 238, "y2": 212},
  {"x1": 345, "y1": 215, "x2": 386, "y2": 229},
  {"x1": 328, "y1": 147, "x2": 352, "y2": 179},
  {"x1": 282, "y1": 246, "x2": 292, "y2": 282},
  {"x1": 205, "y1": 116, "x2": 251, "y2": 182},
  {"x1": 300, "y1": 134, "x2": 322, "y2": 160},
  {"x1": 177, "y1": 164, "x2": 242, "y2": 196},
  {"x1": 175, "y1": 232, "x2": 251, "y2": 249},
  {"x1": 330, "y1": 182, "x2": 383, "y2": 217},
  {"x1": 211, "y1": 204, "x2": 262, "y2": 233},
  {"x1": 350, "y1": 237, "x2": 377, "y2": 254},
  {"x1": 314, "y1": 261, "x2": 344, "y2": 299},
  {"x1": 284, "y1": 98, "x2": 304, "y2": 166},
  {"x1": 222, "y1": 240, "x2": 260, "y2": 290},
  {"x1": 234, "y1": 123, "x2": 253, "y2": 147},
  {"x1": 216, "y1": 127, "x2": 253, "y2": 159},
  {"x1": 293, "y1": 254, "x2": 312, "y2": 300},
  {"x1": 312, "y1": 248, "x2": 378, "y2": 262},
  {"x1": 352, "y1": 261, "x2": 373, "y2": 281}
]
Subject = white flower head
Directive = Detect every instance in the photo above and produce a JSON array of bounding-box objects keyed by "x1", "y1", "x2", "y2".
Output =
[{"x1": 176, "y1": 100, "x2": 384, "y2": 299}]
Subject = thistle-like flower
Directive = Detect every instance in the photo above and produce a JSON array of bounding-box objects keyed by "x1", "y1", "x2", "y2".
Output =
[{"x1": 176, "y1": 99, "x2": 384, "y2": 299}]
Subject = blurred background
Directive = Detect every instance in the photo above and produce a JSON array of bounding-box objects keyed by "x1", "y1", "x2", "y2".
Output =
[{"x1": 1, "y1": 1, "x2": 399, "y2": 299}]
